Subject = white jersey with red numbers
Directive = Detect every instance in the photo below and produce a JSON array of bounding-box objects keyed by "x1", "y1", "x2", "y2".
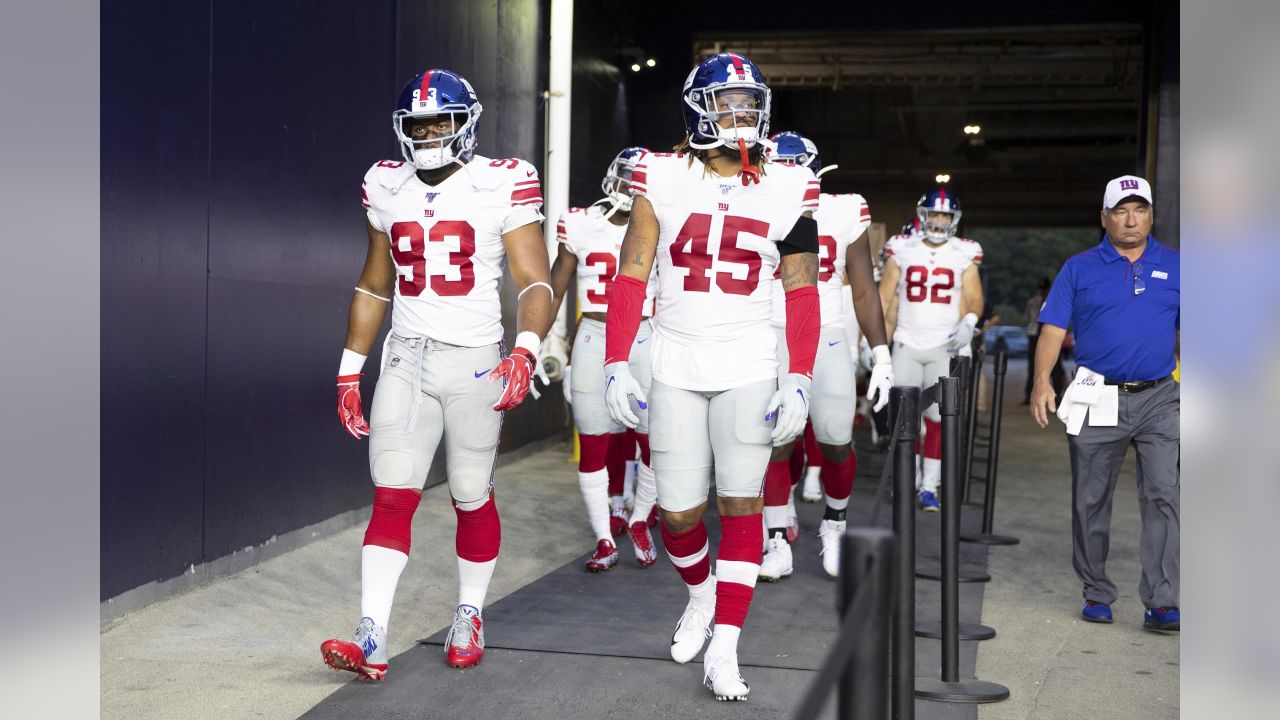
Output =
[
  {"x1": 770, "y1": 192, "x2": 871, "y2": 329},
  {"x1": 631, "y1": 153, "x2": 819, "y2": 391},
  {"x1": 556, "y1": 204, "x2": 657, "y2": 316},
  {"x1": 361, "y1": 155, "x2": 543, "y2": 347},
  {"x1": 885, "y1": 233, "x2": 983, "y2": 350}
]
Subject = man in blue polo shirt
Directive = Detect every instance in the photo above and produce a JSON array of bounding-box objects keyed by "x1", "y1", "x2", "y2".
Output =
[{"x1": 1030, "y1": 175, "x2": 1180, "y2": 633}]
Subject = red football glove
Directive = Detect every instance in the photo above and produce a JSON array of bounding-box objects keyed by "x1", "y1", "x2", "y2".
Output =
[
  {"x1": 489, "y1": 348, "x2": 535, "y2": 411},
  {"x1": 337, "y1": 374, "x2": 370, "y2": 439}
]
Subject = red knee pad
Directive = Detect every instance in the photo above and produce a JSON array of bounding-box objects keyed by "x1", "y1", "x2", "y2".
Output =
[
  {"x1": 579, "y1": 433, "x2": 609, "y2": 473},
  {"x1": 454, "y1": 496, "x2": 501, "y2": 563},
  {"x1": 763, "y1": 461, "x2": 792, "y2": 506},
  {"x1": 606, "y1": 431, "x2": 633, "y2": 495},
  {"x1": 363, "y1": 487, "x2": 422, "y2": 554},
  {"x1": 923, "y1": 418, "x2": 942, "y2": 460},
  {"x1": 821, "y1": 451, "x2": 856, "y2": 501},
  {"x1": 636, "y1": 433, "x2": 651, "y2": 466}
]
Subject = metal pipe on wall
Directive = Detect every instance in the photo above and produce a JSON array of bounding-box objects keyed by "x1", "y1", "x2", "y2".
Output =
[{"x1": 539, "y1": 0, "x2": 573, "y2": 378}]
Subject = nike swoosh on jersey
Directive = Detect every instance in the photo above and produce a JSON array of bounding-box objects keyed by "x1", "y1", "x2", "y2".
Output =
[
  {"x1": 637, "y1": 337, "x2": 649, "y2": 344},
  {"x1": 474, "y1": 369, "x2": 492, "y2": 378},
  {"x1": 828, "y1": 340, "x2": 841, "y2": 346}
]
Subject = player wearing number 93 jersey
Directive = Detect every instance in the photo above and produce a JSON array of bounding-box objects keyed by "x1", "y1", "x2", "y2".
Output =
[
  {"x1": 878, "y1": 188, "x2": 984, "y2": 510},
  {"x1": 322, "y1": 68, "x2": 555, "y2": 682},
  {"x1": 602, "y1": 52, "x2": 822, "y2": 702}
]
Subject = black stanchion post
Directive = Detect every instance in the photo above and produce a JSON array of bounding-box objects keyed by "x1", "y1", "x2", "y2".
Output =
[
  {"x1": 915, "y1": 377, "x2": 996, "y2": 639},
  {"x1": 889, "y1": 385, "x2": 920, "y2": 720},
  {"x1": 837, "y1": 528, "x2": 894, "y2": 720},
  {"x1": 915, "y1": 379, "x2": 1005, "y2": 699},
  {"x1": 962, "y1": 348, "x2": 1020, "y2": 546}
]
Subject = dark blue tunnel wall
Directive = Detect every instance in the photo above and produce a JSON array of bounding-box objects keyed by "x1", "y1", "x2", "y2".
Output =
[{"x1": 101, "y1": 0, "x2": 553, "y2": 601}]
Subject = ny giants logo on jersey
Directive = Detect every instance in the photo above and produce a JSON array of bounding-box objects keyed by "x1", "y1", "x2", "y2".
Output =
[
  {"x1": 423, "y1": 209, "x2": 435, "y2": 217},
  {"x1": 1119, "y1": 178, "x2": 1140, "y2": 191},
  {"x1": 717, "y1": 202, "x2": 730, "y2": 212}
]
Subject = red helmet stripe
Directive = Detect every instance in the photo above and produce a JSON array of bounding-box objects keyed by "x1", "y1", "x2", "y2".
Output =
[
  {"x1": 418, "y1": 69, "x2": 436, "y2": 107},
  {"x1": 937, "y1": 187, "x2": 948, "y2": 210},
  {"x1": 728, "y1": 53, "x2": 746, "y2": 79}
]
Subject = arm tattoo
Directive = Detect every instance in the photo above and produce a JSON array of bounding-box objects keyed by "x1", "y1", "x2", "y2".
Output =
[{"x1": 780, "y1": 251, "x2": 818, "y2": 292}]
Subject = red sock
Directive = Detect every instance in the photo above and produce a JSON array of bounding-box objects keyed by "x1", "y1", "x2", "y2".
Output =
[
  {"x1": 579, "y1": 433, "x2": 609, "y2": 473},
  {"x1": 454, "y1": 496, "x2": 501, "y2": 563},
  {"x1": 788, "y1": 442, "x2": 805, "y2": 486},
  {"x1": 636, "y1": 433, "x2": 651, "y2": 466},
  {"x1": 804, "y1": 422, "x2": 821, "y2": 466},
  {"x1": 715, "y1": 514, "x2": 763, "y2": 628},
  {"x1": 821, "y1": 450, "x2": 856, "y2": 502},
  {"x1": 763, "y1": 460, "x2": 792, "y2": 507},
  {"x1": 923, "y1": 418, "x2": 942, "y2": 461},
  {"x1": 661, "y1": 521, "x2": 710, "y2": 587},
  {"x1": 606, "y1": 432, "x2": 632, "y2": 495},
  {"x1": 363, "y1": 487, "x2": 421, "y2": 554}
]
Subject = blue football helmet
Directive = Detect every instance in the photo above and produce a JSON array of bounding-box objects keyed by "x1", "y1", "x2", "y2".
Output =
[
  {"x1": 769, "y1": 131, "x2": 821, "y2": 172},
  {"x1": 601, "y1": 146, "x2": 648, "y2": 212},
  {"x1": 901, "y1": 216, "x2": 921, "y2": 236},
  {"x1": 392, "y1": 69, "x2": 483, "y2": 170},
  {"x1": 915, "y1": 188, "x2": 962, "y2": 242},
  {"x1": 682, "y1": 53, "x2": 772, "y2": 150}
]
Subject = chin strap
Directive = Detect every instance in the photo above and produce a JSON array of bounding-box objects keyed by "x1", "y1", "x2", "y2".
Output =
[{"x1": 737, "y1": 139, "x2": 761, "y2": 186}]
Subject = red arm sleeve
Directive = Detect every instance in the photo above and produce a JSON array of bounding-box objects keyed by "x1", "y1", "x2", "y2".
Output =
[
  {"x1": 605, "y1": 274, "x2": 647, "y2": 365},
  {"x1": 785, "y1": 286, "x2": 821, "y2": 377}
]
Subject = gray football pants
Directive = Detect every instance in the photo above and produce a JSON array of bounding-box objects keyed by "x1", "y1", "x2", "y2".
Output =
[
  {"x1": 570, "y1": 317, "x2": 652, "y2": 435},
  {"x1": 892, "y1": 340, "x2": 951, "y2": 422},
  {"x1": 774, "y1": 325, "x2": 857, "y2": 445},
  {"x1": 367, "y1": 333, "x2": 503, "y2": 505},
  {"x1": 1068, "y1": 378, "x2": 1180, "y2": 608}
]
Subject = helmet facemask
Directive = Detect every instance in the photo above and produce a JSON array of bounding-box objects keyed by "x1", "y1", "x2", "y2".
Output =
[
  {"x1": 684, "y1": 84, "x2": 771, "y2": 151},
  {"x1": 600, "y1": 160, "x2": 636, "y2": 214},
  {"x1": 917, "y1": 207, "x2": 961, "y2": 243},
  {"x1": 392, "y1": 104, "x2": 481, "y2": 171}
]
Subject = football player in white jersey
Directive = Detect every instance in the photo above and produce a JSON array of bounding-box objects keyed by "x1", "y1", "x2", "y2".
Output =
[
  {"x1": 603, "y1": 53, "x2": 821, "y2": 702},
  {"x1": 546, "y1": 146, "x2": 661, "y2": 572},
  {"x1": 757, "y1": 132, "x2": 893, "y2": 581},
  {"x1": 320, "y1": 69, "x2": 554, "y2": 680},
  {"x1": 879, "y1": 188, "x2": 984, "y2": 511}
]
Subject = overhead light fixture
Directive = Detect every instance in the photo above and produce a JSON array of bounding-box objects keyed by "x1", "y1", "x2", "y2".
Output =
[
  {"x1": 935, "y1": 173, "x2": 951, "y2": 184},
  {"x1": 645, "y1": 58, "x2": 656, "y2": 68},
  {"x1": 963, "y1": 124, "x2": 981, "y2": 135},
  {"x1": 630, "y1": 63, "x2": 642, "y2": 72}
]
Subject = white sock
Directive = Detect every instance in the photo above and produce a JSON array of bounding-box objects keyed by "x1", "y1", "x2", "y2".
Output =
[
  {"x1": 804, "y1": 466, "x2": 821, "y2": 485},
  {"x1": 762, "y1": 504, "x2": 788, "y2": 532},
  {"x1": 361, "y1": 545, "x2": 409, "y2": 630},
  {"x1": 689, "y1": 574, "x2": 716, "y2": 605},
  {"x1": 628, "y1": 460, "x2": 657, "y2": 525},
  {"x1": 610, "y1": 494, "x2": 626, "y2": 513},
  {"x1": 578, "y1": 469, "x2": 611, "y2": 541},
  {"x1": 826, "y1": 494, "x2": 849, "y2": 512},
  {"x1": 708, "y1": 624, "x2": 741, "y2": 655},
  {"x1": 457, "y1": 557, "x2": 497, "y2": 610},
  {"x1": 922, "y1": 457, "x2": 941, "y2": 493}
]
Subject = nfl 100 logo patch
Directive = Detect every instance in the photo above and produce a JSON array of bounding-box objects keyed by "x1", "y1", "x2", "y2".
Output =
[{"x1": 719, "y1": 183, "x2": 734, "y2": 195}]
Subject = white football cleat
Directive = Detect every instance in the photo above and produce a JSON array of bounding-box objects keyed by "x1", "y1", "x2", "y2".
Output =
[
  {"x1": 758, "y1": 535, "x2": 793, "y2": 582},
  {"x1": 818, "y1": 518, "x2": 846, "y2": 577},
  {"x1": 670, "y1": 595, "x2": 715, "y2": 664},
  {"x1": 801, "y1": 466, "x2": 822, "y2": 502},
  {"x1": 320, "y1": 616, "x2": 388, "y2": 681},
  {"x1": 703, "y1": 642, "x2": 750, "y2": 701}
]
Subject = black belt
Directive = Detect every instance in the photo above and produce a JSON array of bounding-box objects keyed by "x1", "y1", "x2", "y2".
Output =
[{"x1": 1104, "y1": 376, "x2": 1172, "y2": 393}]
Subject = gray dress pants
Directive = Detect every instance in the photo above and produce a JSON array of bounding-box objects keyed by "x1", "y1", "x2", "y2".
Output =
[{"x1": 1068, "y1": 378, "x2": 1179, "y2": 608}]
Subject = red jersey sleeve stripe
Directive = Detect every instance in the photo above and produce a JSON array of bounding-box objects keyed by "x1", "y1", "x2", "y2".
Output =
[{"x1": 511, "y1": 186, "x2": 541, "y2": 202}]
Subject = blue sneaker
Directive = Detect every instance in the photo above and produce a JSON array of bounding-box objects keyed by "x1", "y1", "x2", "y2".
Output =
[
  {"x1": 918, "y1": 490, "x2": 940, "y2": 512},
  {"x1": 1081, "y1": 600, "x2": 1113, "y2": 623},
  {"x1": 1143, "y1": 606, "x2": 1180, "y2": 632}
]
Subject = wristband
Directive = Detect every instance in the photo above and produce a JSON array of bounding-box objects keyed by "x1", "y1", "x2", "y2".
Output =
[
  {"x1": 514, "y1": 330, "x2": 541, "y2": 362},
  {"x1": 339, "y1": 348, "x2": 367, "y2": 376}
]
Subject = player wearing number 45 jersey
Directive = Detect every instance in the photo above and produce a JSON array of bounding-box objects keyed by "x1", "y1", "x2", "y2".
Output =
[
  {"x1": 758, "y1": 131, "x2": 893, "y2": 582},
  {"x1": 604, "y1": 53, "x2": 821, "y2": 702},
  {"x1": 547, "y1": 146, "x2": 661, "y2": 573},
  {"x1": 879, "y1": 189, "x2": 984, "y2": 511},
  {"x1": 321, "y1": 68, "x2": 554, "y2": 681}
]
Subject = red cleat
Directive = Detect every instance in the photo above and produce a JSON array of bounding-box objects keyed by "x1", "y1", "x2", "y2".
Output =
[
  {"x1": 321, "y1": 639, "x2": 387, "y2": 682},
  {"x1": 585, "y1": 538, "x2": 620, "y2": 572},
  {"x1": 446, "y1": 605, "x2": 485, "y2": 668},
  {"x1": 628, "y1": 521, "x2": 657, "y2": 567}
]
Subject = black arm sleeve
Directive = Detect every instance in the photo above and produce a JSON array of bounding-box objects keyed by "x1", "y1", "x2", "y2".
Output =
[{"x1": 778, "y1": 215, "x2": 818, "y2": 256}]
